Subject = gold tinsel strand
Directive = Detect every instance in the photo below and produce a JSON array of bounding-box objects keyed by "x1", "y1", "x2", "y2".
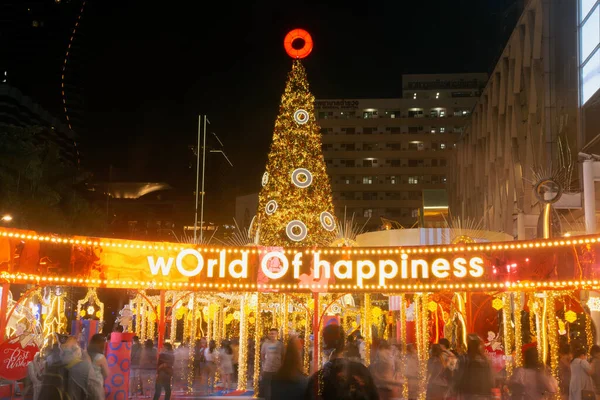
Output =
[
  {"x1": 502, "y1": 293, "x2": 514, "y2": 378},
  {"x1": 528, "y1": 293, "x2": 537, "y2": 342},
  {"x1": 134, "y1": 297, "x2": 142, "y2": 338},
  {"x1": 253, "y1": 293, "x2": 263, "y2": 395},
  {"x1": 237, "y1": 295, "x2": 249, "y2": 391},
  {"x1": 304, "y1": 307, "x2": 310, "y2": 374},
  {"x1": 400, "y1": 295, "x2": 408, "y2": 400},
  {"x1": 207, "y1": 304, "x2": 212, "y2": 343},
  {"x1": 514, "y1": 293, "x2": 523, "y2": 368},
  {"x1": 420, "y1": 293, "x2": 430, "y2": 400},
  {"x1": 187, "y1": 294, "x2": 196, "y2": 393},
  {"x1": 282, "y1": 294, "x2": 289, "y2": 339},
  {"x1": 364, "y1": 293, "x2": 372, "y2": 366},
  {"x1": 414, "y1": 294, "x2": 426, "y2": 400},
  {"x1": 140, "y1": 304, "x2": 147, "y2": 341},
  {"x1": 547, "y1": 293, "x2": 560, "y2": 387},
  {"x1": 169, "y1": 294, "x2": 177, "y2": 345},
  {"x1": 586, "y1": 312, "x2": 594, "y2": 355}
]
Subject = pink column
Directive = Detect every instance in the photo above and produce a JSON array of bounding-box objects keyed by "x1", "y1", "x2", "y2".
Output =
[{"x1": 105, "y1": 332, "x2": 134, "y2": 400}]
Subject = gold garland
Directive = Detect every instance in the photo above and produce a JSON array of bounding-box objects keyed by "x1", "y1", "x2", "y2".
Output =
[
  {"x1": 414, "y1": 294, "x2": 426, "y2": 400},
  {"x1": 400, "y1": 294, "x2": 408, "y2": 400},
  {"x1": 528, "y1": 293, "x2": 536, "y2": 344},
  {"x1": 364, "y1": 293, "x2": 372, "y2": 366},
  {"x1": 237, "y1": 294, "x2": 249, "y2": 391},
  {"x1": 586, "y1": 312, "x2": 594, "y2": 355},
  {"x1": 253, "y1": 293, "x2": 263, "y2": 396},
  {"x1": 502, "y1": 293, "x2": 514, "y2": 378},
  {"x1": 140, "y1": 303, "x2": 147, "y2": 341},
  {"x1": 514, "y1": 293, "x2": 523, "y2": 368},
  {"x1": 304, "y1": 306, "x2": 310, "y2": 374},
  {"x1": 187, "y1": 294, "x2": 196, "y2": 393},
  {"x1": 547, "y1": 293, "x2": 559, "y2": 386},
  {"x1": 282, "y1": 294, "x2": 289, "y2": 339}
]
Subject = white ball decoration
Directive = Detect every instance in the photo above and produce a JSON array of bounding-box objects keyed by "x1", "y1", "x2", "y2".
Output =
[
  {"x1": 291, "y1": 168, "x2": 313, "y2": 188},
  {"x1": 286, "y1": 220, "x2": 308, "y2": 242},
  {"x1": 320, "y1": 211, "x2": 336, "y2": 231},
  {"x1": 293, "y1": 109, "x2": 309, "y2": 125},
  {"x1": 262, "y1": 172, "x2": 269, "y2": 187},
  {"x1": 265, "y1": 200, "x2": 278, "y2": 215}
]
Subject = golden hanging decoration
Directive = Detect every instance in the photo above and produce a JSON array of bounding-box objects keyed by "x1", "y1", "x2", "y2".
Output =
[
  {"x1": 546, "y1": 293, "x2": 560, "y2": 387},
  {"x1": 253, "y1": 293, "x2": 263, "y2": 395},
  {"x1": 565, "y1": 310, "x2": 577, "y2": 323},
  {"x1": 237, "y1": 294, "x2": 249, "y2": 392},
  {"x1": 399, "y1": 295, "x2": 408, "y2": 400},
  {"x1": 502, "y1": 293, "x2": 514, "y2": 378},
  {"x1": 514, "y1": 293, "x2": 523, "y2": 368},
  {"x1": 492, "y1": 297, "x2": 504, "y2": 311},
  {"x1": 427, "y1": 301, "x2": 438, "y2": 313}
]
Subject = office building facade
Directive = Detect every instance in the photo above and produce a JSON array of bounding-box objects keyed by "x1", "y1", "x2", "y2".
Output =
[{"x1": 316, "y1": 73, "x2": 487, "y2": 230}]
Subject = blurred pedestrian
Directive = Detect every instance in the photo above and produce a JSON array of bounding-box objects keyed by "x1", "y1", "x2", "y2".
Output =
[
  {"x1": 271, "y1": 337, "x2": 306, "y2": 400},
  {"x1": 426, "y1": 344, "x2": 449, "y2": 400},
  {"x1": 559, "y1": 344, "x2": 573, "y2": 400},
  {"x1": 153, "y1": 343, "x2": 174, "y2": 400},
  {"x1": 570, "y1": 346, "x2": 594, "y2": 400},
  {"x1": 203, "y1": 340, "x2": 218, "y2": 393},
  {"x1": 509, "y1": 347, "x2": 557, "y2": 400},
  {"x1": 260, "y1": 328, "x2": 284, "y2": 400},
  {"x1": 140, "y1": 339, "x2": 158, "y2": 397},
  {"x1": 454, "y1": 334, "x2": 493, "y2": 400},
  {"x1": 219, "y1": 341, "x2": 234, "y2": 393},
  {"x1": 88, "y1": 334, "x2": 109, "y2": 400},
  {"x1": 305, "y1": 324, "x2": 379, "y2": 400},
  {"x1": 130, "y1": 336, "x2": 143, "y2": 397}
]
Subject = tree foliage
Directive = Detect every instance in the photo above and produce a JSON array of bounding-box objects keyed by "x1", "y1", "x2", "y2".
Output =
[{"x1": 0, "y1": 125, "x2": 105, "y2": 234}]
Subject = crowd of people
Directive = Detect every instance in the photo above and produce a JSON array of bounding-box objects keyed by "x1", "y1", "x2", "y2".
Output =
[{"x1": 21, "y1": 327, "x2": 600, "y2": 400}]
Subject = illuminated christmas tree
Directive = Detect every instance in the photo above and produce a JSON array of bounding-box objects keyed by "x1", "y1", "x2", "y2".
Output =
[{"x1": 255, "y1": 30, "x2": 336, "y2": 247}]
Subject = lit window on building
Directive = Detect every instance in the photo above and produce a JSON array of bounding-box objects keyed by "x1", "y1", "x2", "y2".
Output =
[
  {"x1": 440, "y1": 127, "x2": 445, "y2": 133},
  {"x1": 363, "y1": 176, "x2": 374, "y2": 184},
  {"x1": 408, "y1": 176, "x2": 419, "y2": 184},
  {"x1": 390, "y1": 176, "x2": 397, "y2": 184},
  {"x1": 364, "y1": 209, "x2": 373, "y2": 218},
  {"x1": 442, "y1": 176, "x2": 447, "y2": 183},
  {"x1": 440, "y1": 143, "x2": 446, "y2": 149}
]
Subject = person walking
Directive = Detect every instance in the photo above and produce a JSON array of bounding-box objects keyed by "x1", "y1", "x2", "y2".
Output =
[
  {"x1": 260, "y1": 328, "x2": 284, "y2": 400},
  {"x1": 371, "y1": 340, "x2": 396, "y2": 400},
  {"x1": 218, "y1": 341, "x2": 234, "y2": 393},
  {"x1": 570, "y1": 347, "x2": 595, "y2": 400},
  {"x1": 88, "y1": 334, "x2": 109, "y2": 400},
  {"x1": 271, "y1": 337, "x2": 307, "y2": 400},
  {"x1": 559, "y1": 344, "x2": 573, "y2": 400},
  {"x1": 152, "y1": 343, "x2": 174, "y2": 400},
  {"x1": 590, "y1": 345, "x2": 600, "y2": 398},
  {"x1": 130, "y1": 336, "x2": 142, "y2": 397},
  {"x1": 454, "y1": 334, "x2": 493, "y2": 400},
  {"x1": 426, "y1": 344, "x2": 449, "y2": 400},
  {"x1": 27, "y1": 353, "x2": 44, "y2": 400},
  {"x1": 305, "y1": 324, "x2": 379, "y2": 400},
  {"x1": 509, "y1": 347, "x2": 557, "y2": 400},
  {"x1": 203, "y1": 340, "x2": 218, "y2": 393},
  {"x1": 140, "y1": 339, "x2": 158, "y2": 397}
]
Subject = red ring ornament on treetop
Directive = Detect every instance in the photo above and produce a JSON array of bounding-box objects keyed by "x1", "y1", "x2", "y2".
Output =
[{"x1": 284, "y1": 29, "x2": 313, "y2": 59}]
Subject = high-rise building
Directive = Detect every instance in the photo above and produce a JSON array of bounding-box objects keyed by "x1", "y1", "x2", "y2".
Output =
[{"x1": 316, "y1": 73, "x2": 487, "y2": 230}]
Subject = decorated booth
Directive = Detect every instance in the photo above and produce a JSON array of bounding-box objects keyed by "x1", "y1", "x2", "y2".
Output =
[{"x1": 0, "y1": 226, "x2": 599, "y2": 399}]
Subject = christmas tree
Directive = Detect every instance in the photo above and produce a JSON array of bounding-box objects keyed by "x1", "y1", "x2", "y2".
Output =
[{"x1": 255, "y1": 54, "x2": 336, "y2": 247}]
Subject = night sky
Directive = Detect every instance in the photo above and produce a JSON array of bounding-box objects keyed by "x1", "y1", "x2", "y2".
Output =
[{"x1": 5, "y1": 0, "x2": 520, "y2": 222}]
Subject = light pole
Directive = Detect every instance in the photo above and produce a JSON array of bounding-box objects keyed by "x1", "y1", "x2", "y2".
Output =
[{"x1": 192, "y1": 116, "x2": 233, "y2": 244}]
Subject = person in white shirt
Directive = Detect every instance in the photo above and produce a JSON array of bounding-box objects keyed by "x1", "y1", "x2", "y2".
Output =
[{"x1": 202, "y1": 340, "x2": 218, "y2": 394}]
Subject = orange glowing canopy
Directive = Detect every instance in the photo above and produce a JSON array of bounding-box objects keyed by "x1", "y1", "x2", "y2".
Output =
[{"x1": 284, "y1": 29, "x2": 313, "y2": 59}]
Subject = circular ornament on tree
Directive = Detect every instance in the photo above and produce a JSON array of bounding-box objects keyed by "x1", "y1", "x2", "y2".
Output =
[
  {"x1": 286, "y1": 220, "x2": 308, "y2": 242},
  {"x1": 320, "y1": 211, "x2": 336, "y2": 231},
  {"x1": 262, "y1": 172, "x2": 269, "y2": 187},
  {"x1": 293, "y1": 109, "x2": 309, "y2": 125},
  {"x1": 284, "y1": 29, "x2": 313, "y2": 59},
  {"x1": 265, "y1": 200, "x2": 278, "y2": 215},
  {"x1": 291, "y1": 168, "x2": 313, "y2": 188}
]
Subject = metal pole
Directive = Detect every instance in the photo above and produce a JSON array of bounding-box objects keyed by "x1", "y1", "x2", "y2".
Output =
[
  {"x1": 193, "y1": 116, "x2": 202, "y2": 244},
  {"x1": 584, "y1": 159, "x2": 597, "y2": 234},
  {"x1": 200, "y1": 115, "x2": 208, "y2": 243}
]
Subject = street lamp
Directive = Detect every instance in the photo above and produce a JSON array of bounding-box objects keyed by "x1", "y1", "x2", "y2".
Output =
[{"x1": 1, "y1": 215, "x2": 12, "y2": 222}]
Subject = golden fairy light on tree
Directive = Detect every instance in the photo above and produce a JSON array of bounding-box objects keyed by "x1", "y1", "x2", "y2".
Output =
[{"x1": 254, "y1": 29, "x2": 335, "y2": 247}]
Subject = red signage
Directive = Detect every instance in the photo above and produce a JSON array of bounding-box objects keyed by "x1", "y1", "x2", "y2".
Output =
[{"x1": 0, "y1": 339, "x2": 39, "y2": 380}]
